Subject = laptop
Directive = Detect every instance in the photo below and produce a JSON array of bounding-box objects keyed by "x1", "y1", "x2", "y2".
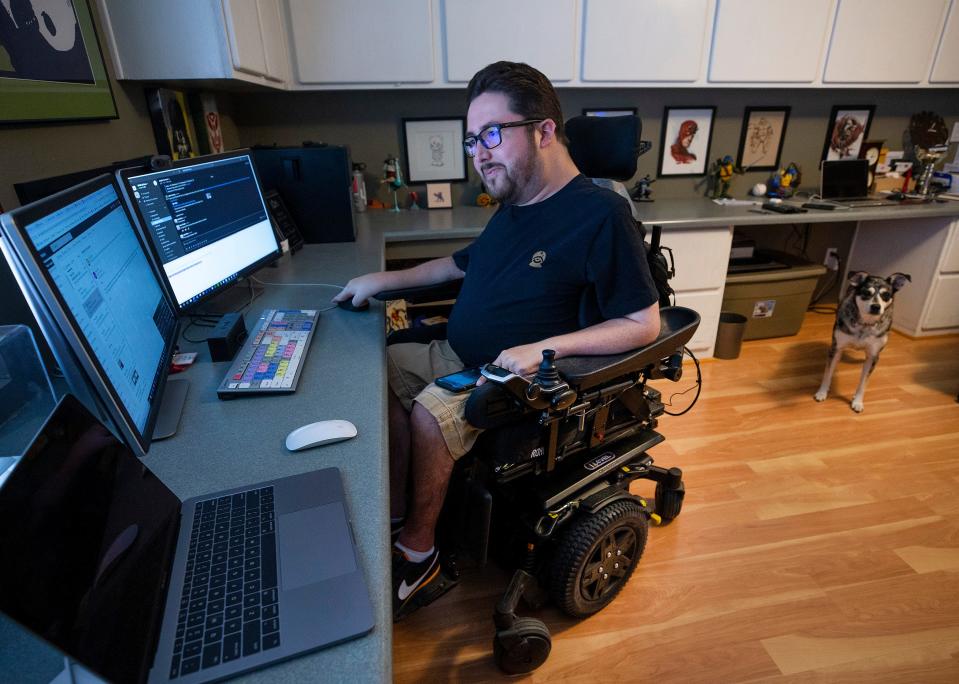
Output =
[
  {"x1": 820, "y1": 159, "x2": 887, "y2": 205},
  {"x1": 0, "y1": 394, "x2": 374, "y2": 684}
]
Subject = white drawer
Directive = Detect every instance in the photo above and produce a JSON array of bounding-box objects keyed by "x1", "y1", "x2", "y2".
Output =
[
  {"x1": 674, "y1": 290, "x2": 724, "y2": 357},
  {"x1": 659, "y1": 227, "x2": 734, "y2": 292},
  {"x1": 940, "y1": 221, "x2": 959, "y2": 273},
  {"x1": 923, "y1": 273, "x2": 959, "y2": 330}
]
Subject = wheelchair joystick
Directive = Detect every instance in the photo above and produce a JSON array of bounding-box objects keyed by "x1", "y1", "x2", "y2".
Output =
[{"x1": 533, "y1": 349, "x2": 562, "y2": 387}]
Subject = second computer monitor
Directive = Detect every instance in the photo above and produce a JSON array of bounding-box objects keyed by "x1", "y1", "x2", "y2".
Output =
[{"x1": 119, "y1": 151, "x2": 280, "y2": 312}]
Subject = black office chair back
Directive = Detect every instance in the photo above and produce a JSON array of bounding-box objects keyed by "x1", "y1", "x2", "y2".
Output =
[{"x1": 565, "y1": 114, "x2": 642, "y2": 181}]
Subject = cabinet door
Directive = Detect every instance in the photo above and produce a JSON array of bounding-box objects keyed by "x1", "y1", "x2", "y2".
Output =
[
  {"x1": 709, "y1": 0, "x2": 832, "y2": 82},
  {"x1": 444, "y1": 0, "x2": 576, "y2": 82},
  {"x1": 924, "y1": 273, "x2": 959, "y2": 330},
  {"x1": 223, "y1": 0, "x2": 269, "y2": 76},
  {"x1": 823, "y1": 0, "x2": 949, "y2": 83},
  {"x1": 288, "y1": 0, "x2": 434, "y2": 84},
  {"x1": 257, "y1": 0, "x2": 289, "y2": 83},
  {"x1": 931, "y1": 0, "x2": 959, "y2": 82},
  {"x1": 582, "y1": 0, "x2": 709, "y2": 82}
]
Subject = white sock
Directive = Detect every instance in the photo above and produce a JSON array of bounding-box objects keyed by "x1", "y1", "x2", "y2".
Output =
[{"x1": 394, "y1": 540, "x2": 434, "y2": 563}]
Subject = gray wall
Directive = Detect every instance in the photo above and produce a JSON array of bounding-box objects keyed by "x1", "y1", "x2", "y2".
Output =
[{"x1": 225, "y1": 87, "x2": 959, "y2": 205}]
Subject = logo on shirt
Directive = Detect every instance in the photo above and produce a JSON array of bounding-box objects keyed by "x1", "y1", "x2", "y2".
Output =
[{"x1": 529, "y1": 250, "x2": 546, "y2": 268}]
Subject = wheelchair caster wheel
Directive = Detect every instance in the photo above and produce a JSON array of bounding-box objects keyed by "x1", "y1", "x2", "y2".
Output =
[
  {"x1": 549, "y1": 499, "x2": 648, "y2": 618},
  {"x1": 654, "y1": 480, "x2": 685, "y2": 524},
  {"x1": 493, "y1": 617, "x2": 551, "y2": 674}
]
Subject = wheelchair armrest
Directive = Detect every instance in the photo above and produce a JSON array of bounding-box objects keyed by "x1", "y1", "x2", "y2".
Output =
[
  {"x1": 373, "y1": 279, "x2": 464, "y2": 304},
  {"x1": 555, "y1": 306, "x2": 700, "y2": 390}
]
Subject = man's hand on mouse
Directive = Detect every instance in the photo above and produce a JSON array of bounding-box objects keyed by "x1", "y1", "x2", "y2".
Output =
[
  {"x1": 332, "y1": 272, "x2": 390, "y2": 308},
  {"x1": 476, "y1": 343, "x2": 547, "y2": 386}
]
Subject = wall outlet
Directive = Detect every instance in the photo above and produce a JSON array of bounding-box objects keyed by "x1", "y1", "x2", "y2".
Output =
[{"x1": 824, "y1": 247, "x2": 839, "y2": 271}]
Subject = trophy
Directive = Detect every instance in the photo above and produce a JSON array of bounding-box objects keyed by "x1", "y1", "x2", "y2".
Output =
[{"x1": 909, "y1": 111, "x2": 949, "y2": 197}]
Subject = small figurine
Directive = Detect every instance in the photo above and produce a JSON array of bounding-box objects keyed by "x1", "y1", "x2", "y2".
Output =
[
  {"x1": 710, "y1": 155, "x2": 742, "y2": 199},
  {"x1": 767, "y1": 162, "x2": 802, "y2": 198},
  {"x1": 630, "y1": 174, "x2": 655, "y2": 202},
  {"x1": 381, "y1": 155, "x2": 404, "y2": 212}
]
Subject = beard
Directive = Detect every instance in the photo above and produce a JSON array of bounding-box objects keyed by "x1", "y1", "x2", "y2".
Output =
[{"x1": 481, "y1": 134, "x2": 541, "y2": 205}]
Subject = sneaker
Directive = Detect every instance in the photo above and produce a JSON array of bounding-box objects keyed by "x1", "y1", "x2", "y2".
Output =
[{"x1": 392, "y1": 545, "x2": 440, "y2": 622}]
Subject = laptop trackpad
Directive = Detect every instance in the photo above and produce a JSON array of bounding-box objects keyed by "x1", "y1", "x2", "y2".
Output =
[{"x1": 278, "y1": 502, "x2": 357, "y2": 590}]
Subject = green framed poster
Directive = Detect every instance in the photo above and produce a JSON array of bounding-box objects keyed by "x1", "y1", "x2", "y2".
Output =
[{"x1": 0, "y1": 0, "x2": 118, "y2": 124}]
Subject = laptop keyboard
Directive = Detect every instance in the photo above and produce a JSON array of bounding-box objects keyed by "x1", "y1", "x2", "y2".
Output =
[{"x1": 170, "y1": 487, "x2": 280, "y2": 678}]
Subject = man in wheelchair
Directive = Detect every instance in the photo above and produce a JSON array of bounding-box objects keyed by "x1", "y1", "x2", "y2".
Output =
[{"x1": 333, "y1": 61, "x2": 663, "y2": 623}]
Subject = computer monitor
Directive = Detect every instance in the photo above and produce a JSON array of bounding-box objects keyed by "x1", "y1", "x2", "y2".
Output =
[
  {"x1": 0, "y1": 175, "x2": 183, "y2": 457},
  {"x1": 820, "y1": 159, "x2": 870, "y2": 200},
  {"x1": 13, "y1": 155, "x2": 156, "y2": 206},
  {"x1": 118, "y1": 151, "x2": 281, "y2": 312}
]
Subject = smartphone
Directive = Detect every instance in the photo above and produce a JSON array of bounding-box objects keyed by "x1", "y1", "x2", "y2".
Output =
[{"x1": 434, "y1": 367, "x2": 482, "y2": 393}]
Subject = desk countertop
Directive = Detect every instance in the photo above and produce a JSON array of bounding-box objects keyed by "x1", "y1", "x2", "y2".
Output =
[{"x1": 355, "y1": 197, "x2": 959, "y2": 239}]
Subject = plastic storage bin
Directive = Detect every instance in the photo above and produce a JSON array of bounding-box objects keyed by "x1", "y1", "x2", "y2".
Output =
[{"x1": 721, "y1": 251, "x2": 827, "y2": 340}]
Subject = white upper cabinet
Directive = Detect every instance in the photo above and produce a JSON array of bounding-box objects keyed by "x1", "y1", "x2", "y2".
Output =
[
  {"x1": 443, "y1": 0, "x2": 576, "y2": 82},
  {"x1": 823, "y1": 0, "x2": 949, "y2": 83},
  {"x1": 287, "y1": 0, "x2": 434, "y2": 84},
  {"x1": 96, "y1": 0, "x2": 288, "y2": 87},
  {"x1": 257, "y1": 0, "x2": 290, "y2": 83},
  {"x1": 582, "y1": 0, "x2": 710, "y2": 82},
  {"x1": 223, "y1": 0, "x2": 269, "y2": 76},
  {"x1": 930, "y1": 0, "x2": 959, "y2": 82},
  {"x1": 709, "y1": 0, "x2": 833, "y2": 82}
]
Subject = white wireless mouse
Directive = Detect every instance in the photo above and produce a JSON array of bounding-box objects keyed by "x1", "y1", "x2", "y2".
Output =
[{"x1": 285, "y1": 420, "x2": 357, "y2": 451}]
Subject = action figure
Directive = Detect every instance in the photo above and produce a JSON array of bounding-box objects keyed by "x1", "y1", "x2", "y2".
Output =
[
  {"x1": 767, "y1": 162, "x2": 802, "y2": 198},
  {"x1": 710, "y1": 155, "x2": 742, "y2": 199},
  {"x1": 381, "y1": 155, "x2": 404, "y2": 211},
  {"x1": 630, "y1": 174, "x2": 655, "y2": 202}
]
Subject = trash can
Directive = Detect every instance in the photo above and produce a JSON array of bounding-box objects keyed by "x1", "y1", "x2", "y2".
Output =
[{"x1": 714, "y1": 312, "x2": 748, "y2": 359}]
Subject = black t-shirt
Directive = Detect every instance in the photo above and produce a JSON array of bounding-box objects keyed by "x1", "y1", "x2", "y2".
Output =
[{"x1": 446, "y1": 175, "x2": 658, "y2": 366}]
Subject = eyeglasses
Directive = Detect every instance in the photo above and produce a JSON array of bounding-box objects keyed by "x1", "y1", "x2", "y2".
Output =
[{"x1": 463, "y1": 119, "x2": 544, "y2": 157}]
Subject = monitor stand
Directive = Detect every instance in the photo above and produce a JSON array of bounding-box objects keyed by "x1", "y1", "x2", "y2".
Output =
[{"x1": 153, "y1": 377, "x2": 189, "y2": 440}]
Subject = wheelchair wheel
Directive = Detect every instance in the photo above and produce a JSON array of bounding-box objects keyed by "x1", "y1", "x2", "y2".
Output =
[
  {"x1": 548, "y1": 499, "x2": 648, "y2": 618},
  {"x1": 654, "y1": 480, "x2": 685, "y2": 524},
  {"x1": 492, "y1": 617, "x2": 552, "y2": 674}
]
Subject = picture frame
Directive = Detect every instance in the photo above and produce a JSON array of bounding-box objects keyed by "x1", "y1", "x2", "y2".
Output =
[
  {"x1": 425, "y1": 182, "x2": 453, "y2": 209},
  {"x1": 402, "y1": 117, "x2": 467, "y2": 184},
  {"x1": 0, "y1": 0, "x2": 118, "y2": 124},
  {"x1": 822, "y1": 105, "x2": 875, "y2": 161},
  {"x1": 736, "y1": 106, "x2": 791, "y2": 171},
  {"x1": 658, "y1": 106, "x2": 715, "y2": 177},
  {"x1": 145, "y1": 88, "x2": 201, "y2": 160},
  {"x1": 583, "y1": 108, "x2": 637, "y2": 117}
]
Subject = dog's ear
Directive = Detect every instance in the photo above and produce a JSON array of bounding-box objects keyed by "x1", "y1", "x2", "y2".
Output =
[
  {"x1": 888, "y1": 273, "x2": 911, "y2": 292},
  {"x1": 847, "y1": 271, "x2": 869, "y2": 286}
]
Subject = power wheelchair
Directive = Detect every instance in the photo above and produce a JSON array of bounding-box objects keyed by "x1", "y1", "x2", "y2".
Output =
[{"x1": 376, "y1": 114, "x2": 700, "y2": 674}]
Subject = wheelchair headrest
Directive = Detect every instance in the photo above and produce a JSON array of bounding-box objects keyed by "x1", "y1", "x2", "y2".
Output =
[{"x1": 565, "y1": 114, "x2": 642, "y2": 182}]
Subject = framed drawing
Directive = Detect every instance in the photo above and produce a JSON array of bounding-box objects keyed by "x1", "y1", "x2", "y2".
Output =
[
  {"x1": 402, "y1": 117, "x2": 467, "y2": 184},
  {"x1": 736, "y1": 106, "x2": 790, "y2": 171},
  {"x1": 145, "y1": 88, "x2": 201, "y2": 160},
  {"x1": 426, "y1": 182, "x2": 452, "y2": 209},
  {"x1": 822, "y1": 105, "x2": 875, "y2": 161},
  {"x1": 658, "y1": 106, "x2": 715, "y2": 177},
  {"x1": 583, "y1": 108, "x2": 637, "y2": 117},
  {"x1": 0, "y1": 0, "x2": 118, "y2": 124}
]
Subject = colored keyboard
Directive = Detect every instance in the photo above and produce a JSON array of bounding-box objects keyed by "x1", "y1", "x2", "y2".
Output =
[{"x1": 217, "y1": 309, "x2": 318, "y2": 398}]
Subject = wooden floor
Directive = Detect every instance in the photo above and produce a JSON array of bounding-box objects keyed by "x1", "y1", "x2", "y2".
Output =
[{"x1": 392, "y1": 311, "x2": 959, "y2": 682}]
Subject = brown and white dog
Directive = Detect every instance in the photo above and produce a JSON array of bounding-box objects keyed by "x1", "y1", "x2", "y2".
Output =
[{"x1": 814, "y1": 270, "x2": 911, "y2": 413}]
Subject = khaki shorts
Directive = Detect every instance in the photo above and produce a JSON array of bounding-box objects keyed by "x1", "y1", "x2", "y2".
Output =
[{"x1": 387, "y1": 340, "x2": 483, "y2": 461}]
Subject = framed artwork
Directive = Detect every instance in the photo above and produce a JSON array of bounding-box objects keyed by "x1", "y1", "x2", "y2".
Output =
[
  {"x1": 658, "y1": 106, "x2": 715, "y2": 177},
  {"x1": 402, "y1": 117, "x2": 467, "y2": 184},
  {"x1": 426, "y1": 182, "x2": 452, "y2": 209},
  {"x1": 736, "y1": 106, "x2": 791, "y2": 171},
  {"x1": 822, "y1": 105, "x2": 875, "y2": 161},
  {"x1": 583, "y1": 108, "x2": 637, "y2": 117},
  {"x1": 145, "y1": 88, "x2": 201, "y2": 160},
  {"x1": 0, "y1": 0, "x2": 118, "y2": 124}
]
